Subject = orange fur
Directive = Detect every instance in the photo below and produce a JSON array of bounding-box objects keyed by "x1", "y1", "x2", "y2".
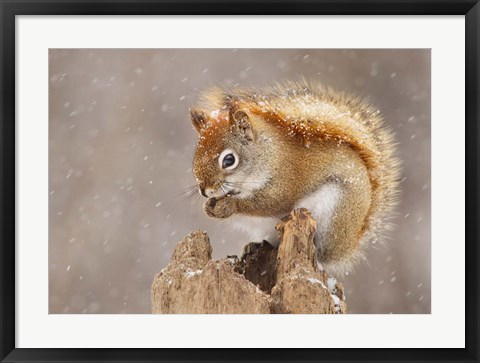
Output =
[{"x1": 190, "y1": 81, "x2": 400, "y2": 274}]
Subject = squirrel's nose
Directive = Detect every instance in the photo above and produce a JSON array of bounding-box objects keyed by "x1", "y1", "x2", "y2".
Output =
[
  {"x1": 199, "y1": 186, "x2": 215, "y2": 198},
  {"x1": 199, "y1": 187, "x2": 208, "y2": 198}
]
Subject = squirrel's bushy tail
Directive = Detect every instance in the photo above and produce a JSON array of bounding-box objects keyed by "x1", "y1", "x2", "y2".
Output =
[{"x1": 268, "y1": 81, "x2": 401, "y2": 252}]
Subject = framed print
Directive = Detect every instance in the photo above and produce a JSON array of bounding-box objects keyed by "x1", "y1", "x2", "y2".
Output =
[{"x1": 1, "y1": 1, "x2": 479, "y2": 362}]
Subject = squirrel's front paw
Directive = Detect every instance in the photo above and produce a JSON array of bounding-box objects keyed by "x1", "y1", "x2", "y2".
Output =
[{"x1": 204, "y1": 197, "x2": 235, "y2": 219}]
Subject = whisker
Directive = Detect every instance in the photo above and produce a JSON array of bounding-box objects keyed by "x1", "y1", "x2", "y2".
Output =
[
  {"x1": 224, "y1": 182, "x2": 255, "y2": 193},
  {"x1": 173, "y1": 185, "x2": 199, "y2": 197},
  {"x1": 177, "y1": 184, "x2": 198, "y2": 192},
  {"x1": 166, "y1": 189, "x2": 198, "y2": 216},
  {"x1": 225, "y1": 181, "x2": 263, "y2": 188},
  {"x1": 220, "y1": 185, "x2": 229, "y2": 196},
  {"x1": 226, "y1": 180, "x2": 266, "y2": 184}
]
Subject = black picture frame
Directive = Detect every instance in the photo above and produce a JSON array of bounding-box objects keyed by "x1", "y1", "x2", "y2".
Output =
[{"x1": 1, "y1": 1, "x2": 478, "y2": 362}]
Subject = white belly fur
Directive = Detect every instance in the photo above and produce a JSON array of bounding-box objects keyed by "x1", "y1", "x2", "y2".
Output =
[
  {"x1": 229, "y1": 183, "x2": 342, "y2": 248},
  {"x1": 294, "y1": 183, "x2": 343, "y2": 248},
  {"x1": 228, "y1": 215, "x2": 281, "y2": 245}
]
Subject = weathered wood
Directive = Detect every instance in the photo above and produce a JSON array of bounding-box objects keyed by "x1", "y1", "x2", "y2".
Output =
[
  {"x1": 151, "y1": 208, "x2": 346, "y2": 314},
  {"x1": 151, "y1": 231, "x2": 270, "y2": 314}
]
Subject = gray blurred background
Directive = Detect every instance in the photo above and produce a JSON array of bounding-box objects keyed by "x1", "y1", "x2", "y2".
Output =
[{"x1": 49, "y1": 49, "x2": 430, "y2": 314}]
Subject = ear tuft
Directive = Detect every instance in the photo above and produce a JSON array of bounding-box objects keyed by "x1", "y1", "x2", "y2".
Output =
[
  {"x1": 190, "y1": 109, "x2": 207, "y2": 135},
  {"x1": 233, "y1": 110, "x2": 255, "y2": 141}
]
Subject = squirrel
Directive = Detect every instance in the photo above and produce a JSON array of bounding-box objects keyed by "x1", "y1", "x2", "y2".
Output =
[{"x1": 189, "y1": 81, "x2": 400, "y2": 274}]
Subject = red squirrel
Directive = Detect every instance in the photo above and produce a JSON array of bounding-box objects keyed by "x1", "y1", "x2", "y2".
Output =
[{"x1": 189, "y1": 82, "x2": 400, "y2": 274}]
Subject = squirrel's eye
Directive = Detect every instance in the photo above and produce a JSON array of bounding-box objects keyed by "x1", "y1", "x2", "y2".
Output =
[
  {"x1": 222, "y1": 154, "x2": 235, "y2": 168},
  {"x1": 219, "y1": 149, "x2": 239, "y2": 170}
]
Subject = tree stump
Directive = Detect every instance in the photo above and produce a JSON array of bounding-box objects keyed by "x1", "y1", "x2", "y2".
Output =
[{"x1": 151, "y1": 208, "x2": 346, "y2": 314}]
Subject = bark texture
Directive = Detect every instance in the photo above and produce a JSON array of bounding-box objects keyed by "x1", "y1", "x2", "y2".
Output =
[{"x1": 151, "y1": 208, "x2": 346, "y2": 314}]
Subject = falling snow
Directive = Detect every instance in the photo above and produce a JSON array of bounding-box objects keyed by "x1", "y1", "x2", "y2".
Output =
[{"x1": 49, "y1": 49, "x2": 430, "y2": 314}]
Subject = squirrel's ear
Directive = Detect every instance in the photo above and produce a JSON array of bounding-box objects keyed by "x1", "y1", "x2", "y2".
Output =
[
  {"x1": 232, "y1": 110, "x2": 255, "y2": 141},
  {"x1": 190, "y1": 109, "x2": 207, "y2": 135}
]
